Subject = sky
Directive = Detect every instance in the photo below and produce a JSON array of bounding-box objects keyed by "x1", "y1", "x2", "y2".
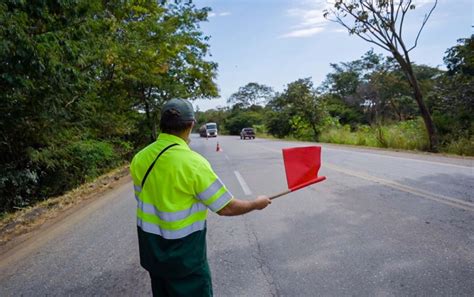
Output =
[{"x1": 192, "y1": 0, "x2": 473, "y2": 111}]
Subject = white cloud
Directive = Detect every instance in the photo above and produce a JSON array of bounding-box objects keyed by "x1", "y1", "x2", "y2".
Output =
[
  {"x1": 281, "y1": 0, "x2": 437, "y2": 38},
  {"x1": 208, "y1": 11, "x2": 231, "y2": 18},
  {"x1": 281, "y1": 1, "x2": 332, "y2": 38},
  {"x1": 280, "y1": 27, "x2": 325, "y2": 38}
]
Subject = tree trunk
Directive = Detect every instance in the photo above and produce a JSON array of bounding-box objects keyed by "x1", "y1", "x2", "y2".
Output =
[
  {"x1": 392, "y1": 52, "x2": 438, "y2": 151},
  {"x1": 409, "y1": 72, "x2": 438, "y2": 151}
]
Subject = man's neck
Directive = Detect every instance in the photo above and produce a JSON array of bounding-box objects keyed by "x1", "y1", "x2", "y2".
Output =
[{"x1": 167, "y1": 131, "x2": 189, "y2": 143}]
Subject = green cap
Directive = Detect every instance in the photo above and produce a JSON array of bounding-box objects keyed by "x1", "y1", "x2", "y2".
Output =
[{"x1": 161, "y1": 99, "x2": 195, "y2": 122}]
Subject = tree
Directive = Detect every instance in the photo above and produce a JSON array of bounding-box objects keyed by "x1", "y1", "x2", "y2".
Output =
[
  {"x1": 431, "y1": 36, "x2": 474, "y2": 143},
  {"x1": 324, "y1": 0, "x2": 439, "y2": 151},
  {"x1": 0, "y1": 0, "x2": 219, "y2": 212},
  {"x1": 444, "y1": 36, "x2": 474, "y2": 76},
  {"x1": 105, "y1": 1, "x2": 218, "y2": 141},
  {"x1": 0, "y1": 0, "x2": 113, "y2": 211},
  {"x1": 268, "y1": 78, "x2": 326, "y2": 140},
  {"x1": 227, "y1": 82, "x2": 274, "y2": 107}
]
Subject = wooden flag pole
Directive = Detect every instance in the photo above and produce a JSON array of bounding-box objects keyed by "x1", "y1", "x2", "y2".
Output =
[{"x1": 269, "y1": 190, "x2": 291, "y2": 200}]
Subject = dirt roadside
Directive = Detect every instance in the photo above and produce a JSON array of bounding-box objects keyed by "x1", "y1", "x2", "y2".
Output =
[{"x1": 0, "y1": 165, "x2": 131, "y2": 255}]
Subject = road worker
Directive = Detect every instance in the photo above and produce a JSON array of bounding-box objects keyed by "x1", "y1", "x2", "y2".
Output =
[{"x1": 130, "y1": 98, "x2": 271, "y2": 297}]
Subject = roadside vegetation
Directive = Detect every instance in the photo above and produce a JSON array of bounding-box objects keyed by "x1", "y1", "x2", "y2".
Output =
[
  {"x1": 1, "y1": 1, "x2": 218, "y2": 214},
  {"x1": 1, "y1": 0, "x2": 472, "y2": 217},
  {"x1": 197, "y1": 37, "x2": 473, "y2": 157}
]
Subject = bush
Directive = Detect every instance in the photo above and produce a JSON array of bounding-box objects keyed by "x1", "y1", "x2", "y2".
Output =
[
  {"x1": 319, "y1": 118, "x2": 429, "y2": 150},
  {"x1": 443, "y1": 136, "x2": 474, "y2": 156},
  {"x1": 379, "y1": 119, "x2": 429, "y2": 150},
  {"x1": 34, "y1": 140, "x2": 122, "y2": 198},
  {"x1": 266, "y1": 111, "x2": 292, "y2": 138},
  {"x1": 0, "y1": 166, "x2": 39, "y2": 211},
  {"x1": 0, "y1": 140, "x2": 123, "y2": 212}
]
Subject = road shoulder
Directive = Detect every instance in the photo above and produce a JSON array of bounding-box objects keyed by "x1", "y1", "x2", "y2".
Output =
[{"x1": 0, "y1": 165, "x2": 131, "y2": 258}]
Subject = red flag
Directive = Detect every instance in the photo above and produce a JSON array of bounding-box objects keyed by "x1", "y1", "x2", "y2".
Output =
[{"x1": 282, "y1": 146, "x2": 326, "y2": 192}]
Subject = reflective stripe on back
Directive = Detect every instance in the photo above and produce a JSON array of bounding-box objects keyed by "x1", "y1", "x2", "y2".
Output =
[
  {"x1": 138, "y1": 200, "x2": 207, "y2": 222},
  {"x1": 137, "y1": 218, "x2": 206, "y2": 240}
]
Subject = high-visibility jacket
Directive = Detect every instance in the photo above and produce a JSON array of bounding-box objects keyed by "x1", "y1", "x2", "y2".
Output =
[{"x1": 130, "y1": 133, "x2": 233, "y2": 277}]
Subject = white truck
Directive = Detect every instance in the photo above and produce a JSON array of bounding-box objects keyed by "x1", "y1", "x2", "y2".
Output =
[{"x1": 199, "y1": 122, "x2": 218, "y2": 137}]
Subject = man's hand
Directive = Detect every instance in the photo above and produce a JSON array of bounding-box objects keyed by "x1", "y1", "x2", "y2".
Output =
[{"x1": 253, "y1": 195, "x2": 271, "y2": 210}]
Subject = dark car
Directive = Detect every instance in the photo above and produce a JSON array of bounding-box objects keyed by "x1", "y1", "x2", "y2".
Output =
[{"x1": 240, "y1": 128, "x2": 255, "y2": 140}]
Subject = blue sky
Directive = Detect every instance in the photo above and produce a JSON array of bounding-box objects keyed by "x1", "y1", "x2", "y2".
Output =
[{"x1": 193, "y1": 0, "x2": 473, "y2": 111}]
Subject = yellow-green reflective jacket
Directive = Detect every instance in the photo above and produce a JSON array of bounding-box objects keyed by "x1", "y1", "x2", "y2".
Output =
[{"x1": 130, "y1": 133, "x2": 234, "y2": 240}]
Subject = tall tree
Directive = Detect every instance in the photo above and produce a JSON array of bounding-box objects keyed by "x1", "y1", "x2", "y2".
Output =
[
  {"x1": 0, "y1": 0, "x2": 111, "y2": 210},
  {"x1": 324, "y1": 0, "x2": 439, "y2": 151},
  {"x1": 227, "y1": 82, "x2": 274, "y2": 107},
  {"x1": 431, "y1": 36, "x2": 474, "y2": 142},
  {"x1": 0, "y1": 0, "x2": 219, "y2": 212},
  {"x1": 271, "y1": 78, "x2": 326, "y2": 140},
  {"x1": 104, "y1": 1, "x2": 218, "y2": 141}
]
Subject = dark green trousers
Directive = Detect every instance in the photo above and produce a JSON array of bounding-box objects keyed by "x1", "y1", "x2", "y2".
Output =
[{"x1": 149, "y1": 262, "x2": 213, "y2": 297}]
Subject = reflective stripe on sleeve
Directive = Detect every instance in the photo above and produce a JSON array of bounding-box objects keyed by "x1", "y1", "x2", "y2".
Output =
[
  {"x1": 208, "y1": 191, "x2": 233, "y2": 212},
  {"x1": 137, "y1": 200, "x2": 207, "y2": 222},
  {"x1": 197, "y1": 178, "x2": 224, "y2": 201},
  {"x1": 137, "y1": 218, "x2": 206, "y2": 240}
]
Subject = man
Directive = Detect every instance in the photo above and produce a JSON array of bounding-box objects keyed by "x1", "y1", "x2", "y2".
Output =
[{"x1": 130, "y1": 98, "x2": 271, "y2": 297}]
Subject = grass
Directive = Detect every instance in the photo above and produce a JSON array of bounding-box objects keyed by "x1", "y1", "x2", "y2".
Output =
[
  {"x1": 442, "y1": 136, "x2": 474, "y2": 156},
  {"x1": 319, "y1": 119, "x2": 430, "y2": 151}
]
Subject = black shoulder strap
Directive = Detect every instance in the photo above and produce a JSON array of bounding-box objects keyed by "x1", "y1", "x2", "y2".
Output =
[{"x1": 141, "y1": 143, "x2": 178, "y2": 189}]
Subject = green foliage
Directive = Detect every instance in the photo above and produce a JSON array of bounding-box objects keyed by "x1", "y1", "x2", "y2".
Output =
[
  {"x1": 430, "y1": 36, "x2": 474, "y2": 146},
  {"x1": 324, "y1": 1, "x2": 440, "y2": 151},
  {"x1": 320, "y1": 119, "x2": 429, "y2": 151},
  {"x1": 35, "y1": 140, "x2": 120, "y2": 198},
  {"x1": 0, "y1": 167, "x2": 39, "y2": 211},
  {"x1": 320, "y1": 124, "x2": 379, "y2": 147},
  {"x1": 227, "y1": 82, "x2": 274, "y2": 107},
  {"x1": 267, "y1": 78, "x2": 328, "y2": 140},
  {"x1": 224, "y1": 110, "x2": 263, "y2": 135},
  {"x1": 442, "y1": 136, "x2": 474, "y2": 156},
  {"x1": 444, "y1": 36, "x2": 474, "y2": 76},
  {"x1": 265, "y1": 110, "x2": 292, "y2": 138},
  {"x1": 0, "y1": 0, "x2": 218, "y2": 212}
]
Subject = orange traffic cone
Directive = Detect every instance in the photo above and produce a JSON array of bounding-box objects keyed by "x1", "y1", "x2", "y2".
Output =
[{"x1": 216, "y1": 142, "x2": 222, "y2": 152}]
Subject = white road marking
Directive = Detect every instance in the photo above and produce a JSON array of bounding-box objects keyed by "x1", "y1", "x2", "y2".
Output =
[
  {"x1": 225, "y1": 154, "x2": 230, "y2": 161},
  {"x1": 234, "y1": 171, "x2": 253, "y2": 196}
]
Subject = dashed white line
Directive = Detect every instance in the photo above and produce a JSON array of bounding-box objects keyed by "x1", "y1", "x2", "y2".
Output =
[{"x1": 234, "y1": 171, "x2": 253, "y2": 196}]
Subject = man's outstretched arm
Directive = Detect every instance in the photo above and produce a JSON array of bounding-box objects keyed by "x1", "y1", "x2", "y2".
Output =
[{"x1": 217, "y1": 195, "x2": 271, "y2": 216}]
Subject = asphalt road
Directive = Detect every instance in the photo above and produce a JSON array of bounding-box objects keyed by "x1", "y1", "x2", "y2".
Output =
[{"x1": 1, "y1": 134, "x2": 473, "y2": 296}]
